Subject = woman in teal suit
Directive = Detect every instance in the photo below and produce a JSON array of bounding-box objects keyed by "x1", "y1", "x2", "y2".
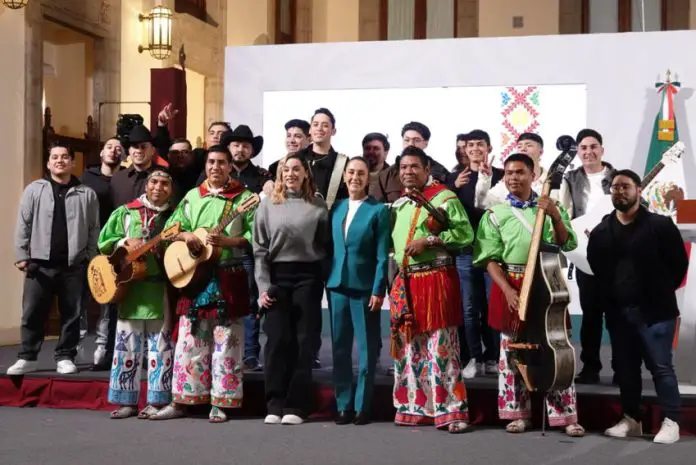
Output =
[{"x1": 327, "y1": 156, "x2": 391, "y2": 426}]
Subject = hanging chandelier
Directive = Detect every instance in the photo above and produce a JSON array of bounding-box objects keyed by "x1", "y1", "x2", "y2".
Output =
[{"x1": 2, "y1": 0, "x2": 29, "y2": 10}]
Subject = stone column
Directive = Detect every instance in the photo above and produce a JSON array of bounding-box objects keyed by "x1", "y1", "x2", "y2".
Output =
[{"x1": 204, "y1": 75, "x2": 225, "y2": 130}]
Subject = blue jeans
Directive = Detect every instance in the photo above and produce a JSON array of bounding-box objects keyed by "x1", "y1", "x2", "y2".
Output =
[
  {"x1": 242, "y1": 252, "x2": 261, "y2": 362},
  {"x1": 456, "y1": 252, "x2": 498, "y2": 364},
  {"x1": 612, "y1": 307, "x2": 681, "y2": 422}
]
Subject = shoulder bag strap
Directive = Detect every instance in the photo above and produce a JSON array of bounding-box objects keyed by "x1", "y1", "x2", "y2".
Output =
[{"x1": 326, "y1": 153, "x2": 348, "y2": 210}]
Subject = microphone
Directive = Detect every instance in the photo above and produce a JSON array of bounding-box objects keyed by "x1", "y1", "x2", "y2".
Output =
[
  {"x1": 556, "y1": 135, "x2": 577, "y2": 152},
  {"x1": 267, "y1": 285, "x2": 280, "y2": 300}
]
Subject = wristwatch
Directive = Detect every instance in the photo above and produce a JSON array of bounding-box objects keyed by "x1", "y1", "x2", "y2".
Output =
[{"x1": 426, "y1": 235, "x2": 436, "y2": 247}]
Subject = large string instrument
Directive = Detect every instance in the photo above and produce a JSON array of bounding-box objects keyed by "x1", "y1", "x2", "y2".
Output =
[{"x1": 507, "y1": 135, "x2": 578, "y2": 394}]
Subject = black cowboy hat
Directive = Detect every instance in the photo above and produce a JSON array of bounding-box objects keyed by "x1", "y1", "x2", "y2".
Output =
[
  {"x1": 221, "y1": 125, "x2": 264, "y2": 158},
  {"x1": 128, "y1": 124, "x2": 154, "y2": 145}
]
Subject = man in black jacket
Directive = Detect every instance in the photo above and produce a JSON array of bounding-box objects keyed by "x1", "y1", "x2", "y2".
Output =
[
  {"x1": 81, "y1": 137, "x2": 123, "y2": 370},
  {"x1": 588, "y1": 169, "x2": 688, "y2": 445}
]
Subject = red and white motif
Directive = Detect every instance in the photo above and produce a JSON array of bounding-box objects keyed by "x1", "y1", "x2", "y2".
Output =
[{"x1": 500, "y1": 87, "x2": 541, "y2": 160}]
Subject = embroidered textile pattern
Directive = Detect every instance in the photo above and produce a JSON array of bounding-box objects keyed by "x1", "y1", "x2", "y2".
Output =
[{"x1": 500, "y1": 87, "x2": 540, "y2": 160}]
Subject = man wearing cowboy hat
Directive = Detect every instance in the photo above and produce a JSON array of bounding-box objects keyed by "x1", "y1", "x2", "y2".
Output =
[
  {"x1": 212, "y1": 124, "x2": 272, "y2": 372},
  {"x1": 110, "y1": 125, "x2": 169, "y2": 209}
]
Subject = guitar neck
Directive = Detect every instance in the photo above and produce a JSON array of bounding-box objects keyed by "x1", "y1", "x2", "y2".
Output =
[
  {"x1": 641, "y1": 161, "x2": 665, "y2": 188},
  {"x1": 125, "y1": 235, "x2": 163, "y2": 263},
  {"x1": 517, "y1": 182, "x2": 552, "y2": 322},
  {"x1": 211, "y1": 210, "x2": 241, "y2": 235}
]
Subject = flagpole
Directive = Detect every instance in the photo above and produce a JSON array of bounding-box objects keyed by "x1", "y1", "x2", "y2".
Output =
[{"x1": 641, "y1": 0, "x2": 646, "y2": 32}]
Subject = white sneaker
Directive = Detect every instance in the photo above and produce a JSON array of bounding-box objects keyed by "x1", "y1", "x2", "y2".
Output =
[
  {"x1": 461, "y1": 359, "x2": 477, "y2": 379},
  {"x1": 653, "y1": 418, "x2": 680, "y2": 444},
  {"x1": 264, "y1": 414, "x2": 282, "y2": 425},
  {"x1": 475, "y1": 362, "x2": 486, "y2": 376},
  {"x1": 485, "y1": 360, "x2": 498, "y2": 375},
  {"x1": 604, "y1": 415, "x2": 642, "y2": 438},
  {"x1": 6, "y1": 359, "x2": 38, "y2": 375},
  {"x1": 281, "y1": 414, "x2": 303, "y2": 425},
  {"x1": 93, "y1": 345, "x2": 107, "y2": 365},
  {"x1": 56, "y1": 360, "x2": 78, "y2": 374}
]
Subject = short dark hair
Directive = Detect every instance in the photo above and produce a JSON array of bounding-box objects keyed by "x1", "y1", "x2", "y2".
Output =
[
  {"x1": 576, "y1": 128, "x2": 603, "y2": 146},
  {"x1": 362, "y1": 132, "x2": 390, "y2": 152},
  {"x1": 285, "y1": 119, "x2": 310, "y2": 135},
  {"x1": 518, "y1": 132, "x2": 544, "y2": 147},
  {"x1": 504, "y1": 153, "x2": 535, "y2": 172},
  {"x1": 208, "y1": 121, "x2": 231, "y2": 132},
  {"x1": 206, "y1": 144, "x2": 232, "y2": 163},
  {"x1": 170, "y1": 138, "x2": 192, "y2": 150},
  {"x1": 401, "y1": 122, "x2": 431, "y2": 141},
  {"x1": 48, "y1": 141, "x2": 75, "y2": 160},
  {"x1": 467, "y1": 129, "x2": 491, "y2": 146},
  {"x1": 456, "y1": 133, "x2": 468, "y2": 142},
  {"x1": 312, "y1": 108, "x2": 336, "y2": 127},
  {"x1": 611, "y1": 169, "x2": 642, "y2": 187},
  {"x1": 346, "y1": 156, "x2": 370, "y2": 171},
  {"x1": 399, "y1": 146, "x2": 430, "y2": 168}
]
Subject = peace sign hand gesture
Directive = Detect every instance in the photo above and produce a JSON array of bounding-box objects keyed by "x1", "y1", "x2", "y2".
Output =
[{"x1": 480, "y1": 153, "x2": 494, "y2": 177}]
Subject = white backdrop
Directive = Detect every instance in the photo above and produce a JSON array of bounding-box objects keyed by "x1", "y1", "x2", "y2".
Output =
[
  {"x1": 261, "y1": 85, "x2": 587, "y2": 171},
  {"x1": 224, "y1": 31, "x2": 696, "y2": 362}
]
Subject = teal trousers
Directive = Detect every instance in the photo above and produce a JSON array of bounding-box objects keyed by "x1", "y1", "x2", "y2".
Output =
[{"x1": 329, "y1": 290, "x2": 381, "y2": 414}]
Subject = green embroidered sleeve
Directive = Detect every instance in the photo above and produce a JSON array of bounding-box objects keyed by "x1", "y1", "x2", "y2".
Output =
[{"x1": 98, "y1": 206, "x2": 128, "y2": 255}]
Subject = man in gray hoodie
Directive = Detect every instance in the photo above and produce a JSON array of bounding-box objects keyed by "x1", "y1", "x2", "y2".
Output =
[{"x1": 7, "y1": 142, "x2": 99, "y2": 376}]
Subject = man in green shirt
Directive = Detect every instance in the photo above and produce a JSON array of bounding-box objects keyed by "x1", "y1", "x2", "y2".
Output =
[
  {"x1": 473, "y1": 153, "x2": 585, "y2": 437},
  {"x1": 389, "y1": 146, "x2": 473, "y2": 434},
  {"x1": 150, "y1": 146, "x2": 257, "y2": 423},
  {"x1": 98, "y1": 169, "x2": 175, "y2": 419}
]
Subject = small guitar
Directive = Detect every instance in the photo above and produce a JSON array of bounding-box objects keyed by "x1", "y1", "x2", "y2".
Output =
[
  {"x1": 164, "y1": 193, "x2": 260, "y2": 290},
  {"x1": 87, "y1": 223, "x2": 181, "y2": 304}
]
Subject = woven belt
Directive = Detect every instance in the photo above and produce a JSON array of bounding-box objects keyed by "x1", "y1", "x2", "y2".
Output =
[
  {"x1": 504, "y1": 263, "x2": 526, "y2": 273},
  {"x1": 406, "y1": 256, "x2": 454, "y2": 273}
]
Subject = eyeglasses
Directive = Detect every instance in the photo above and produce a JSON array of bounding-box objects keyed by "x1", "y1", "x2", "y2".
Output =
[
  {"x1": 610, "y1": 183, "x2": 635, "y2": 193},
  {"x1": 168, "y1": 149, "x2": 191, "y2": 157}
]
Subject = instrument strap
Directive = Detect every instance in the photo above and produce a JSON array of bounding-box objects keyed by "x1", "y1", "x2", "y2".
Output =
[
  {"x1": 510, "y1": 207, "x2": 534, "y2": 236},
  {"x1": 326, "y1": 153, "x2": 348, "y2": 210},
  {"x1": 217, "y1": 198, "x2": 235, "y2": 233}
]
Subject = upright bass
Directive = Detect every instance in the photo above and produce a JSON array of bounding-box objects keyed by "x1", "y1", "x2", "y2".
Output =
[{"x1": 507, "y1": 135, "x2": 578, "y2": 394}]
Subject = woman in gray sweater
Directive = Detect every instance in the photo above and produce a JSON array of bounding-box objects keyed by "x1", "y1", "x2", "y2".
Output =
[{"x1": 253, "y1": 153, "x2": 330, "y2": 426}]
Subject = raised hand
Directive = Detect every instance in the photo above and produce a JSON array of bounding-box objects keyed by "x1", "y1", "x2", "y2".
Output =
[
  {"x1": 157, "y1": 103, "x2": 179, "y2": 126},
  {"x1": 454, "y1": 167, "x2": 471, "y2": 188}
]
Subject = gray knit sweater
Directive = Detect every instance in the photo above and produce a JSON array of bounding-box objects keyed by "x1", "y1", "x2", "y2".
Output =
[{"x1": 253, "y1": 192, "x2": 330, "y2": 296}]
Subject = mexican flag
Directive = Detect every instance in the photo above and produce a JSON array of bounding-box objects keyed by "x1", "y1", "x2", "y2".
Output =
[
  {"x1": 645, "y1": 74, "x2": 680, "y2": 176},
  {"x1": 646, "y1": 72, "x2": 688, "y2": 348}
]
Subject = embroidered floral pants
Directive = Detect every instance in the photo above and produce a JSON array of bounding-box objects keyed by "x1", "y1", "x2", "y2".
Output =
[
  {"x1": 498, "y1": 333, "x2": 578, "y2": 426},
  {"x1": 393, "y1": 326, "x2": 469, "y2": 428},
  {"x1": 108, "y1": 319, "x2": 173, "y2": 406},
  {"x1": 171, "y1": 315, "x2": 244, "y2": 408}
]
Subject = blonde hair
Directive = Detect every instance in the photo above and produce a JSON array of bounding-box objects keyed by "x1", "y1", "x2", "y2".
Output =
[{"x1": 271, "y1": 152, "x2": 317, "y2": 204}]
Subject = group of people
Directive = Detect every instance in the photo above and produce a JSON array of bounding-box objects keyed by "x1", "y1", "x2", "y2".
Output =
[{"x1": 8, "y1": 105, "x2": 688, "y2": 444}]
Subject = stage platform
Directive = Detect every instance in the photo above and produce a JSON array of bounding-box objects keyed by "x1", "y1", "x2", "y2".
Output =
[{"x1": 1, "y1": 336, "x2": 695, "y2": 436}]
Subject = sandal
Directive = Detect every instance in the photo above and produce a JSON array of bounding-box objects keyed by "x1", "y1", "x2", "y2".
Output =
[
  {"x1": 110, "y1": 406, "x2": 137, "y2": 419},
  {"x1": 565, "y1": 423, "x2": 586, "y2": 437},
  {"x1": 149, "y1": 404, "x2": 186, "y2": 421},
  {"x1": 138, "y1": 405, "x2": 160, "y2": 419},
  {"x1": 448, "y1": 421, "x2": 469, "y2": 434},
  {"x1": 209, "y1": 406, "x2": 228, "y2": 423},
  {"x1": 506, "y1": 419, "x2": 532, "y2": 433}
]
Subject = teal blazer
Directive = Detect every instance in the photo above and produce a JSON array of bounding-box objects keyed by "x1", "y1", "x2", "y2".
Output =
[{"x1": 326, "y1": 197, "x2": 391, "y2": 296}]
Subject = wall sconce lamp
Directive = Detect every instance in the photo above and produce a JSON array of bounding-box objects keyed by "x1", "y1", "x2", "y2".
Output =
[
  {"x1": 138, "y1": 5, "x2": 173, "y2": 60},
  {"x1": 2, "y1": 0, "x2": 30, "y2": 9}
]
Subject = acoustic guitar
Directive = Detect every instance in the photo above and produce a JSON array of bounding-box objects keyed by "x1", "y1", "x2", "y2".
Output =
[
  {"x1": 87, "y1": 222, "x2": 181, "y2": 304},
  {"x1": 163, "y1": 193, "x2": 260, "y2": 290},
  {"x1": 506, "y1": 135, "x2": 577, "y2": 394}
]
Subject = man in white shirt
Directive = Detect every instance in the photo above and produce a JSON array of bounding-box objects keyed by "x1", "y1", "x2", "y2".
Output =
[
  {"x1": 558, "y1": 129, "x2": 617, "y2": 385},
  {"x1": 474, "y1": 133, "x2": 547, "y2": 209}
]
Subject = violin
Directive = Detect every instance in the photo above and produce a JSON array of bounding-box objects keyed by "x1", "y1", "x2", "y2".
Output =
[{"x1": 405, "y1": 187, "x2": 449, "y2": 235}]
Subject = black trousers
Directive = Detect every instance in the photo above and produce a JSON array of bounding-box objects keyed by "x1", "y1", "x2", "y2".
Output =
[
  {"x1": 577, "y1": 269, "x2": 616, "y2": 374},
  {"x1": 19, "y1": 263, "x2": 85, "y2": 362},
  {"x1": 264, "y1": 262, "x2": 324, "y2": 417}
]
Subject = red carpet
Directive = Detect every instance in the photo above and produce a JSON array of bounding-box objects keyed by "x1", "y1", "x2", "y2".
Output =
[{"x1": 1, "y1": 374, "x2": 695, "y2": 435}]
